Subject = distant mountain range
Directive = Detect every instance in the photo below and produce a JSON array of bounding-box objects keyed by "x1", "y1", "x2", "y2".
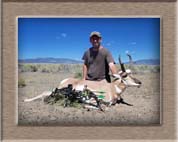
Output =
[
  {"x1": 125, "y1": 59, "x2": 160, "y2": 65},
  {"x1": 18, "y1": 58, "x2": 160, "y2": 65},
  {"x1": 18, "y1": 58, "x2": 83, "y2": 64}
]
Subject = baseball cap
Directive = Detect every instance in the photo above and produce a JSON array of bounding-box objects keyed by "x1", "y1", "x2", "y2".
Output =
[{"x1": 90, "y1": 31, "x2": 102, "y2": 38}]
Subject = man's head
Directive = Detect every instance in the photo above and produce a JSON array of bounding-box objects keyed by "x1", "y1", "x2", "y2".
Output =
[{"x1": 90, "y1": 31, "x2": 102, "y2": 48}]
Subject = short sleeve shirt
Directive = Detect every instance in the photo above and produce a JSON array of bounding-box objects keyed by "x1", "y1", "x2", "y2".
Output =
[{"x1": 82, "y1": 47, "x2": 115, "y2": 82}]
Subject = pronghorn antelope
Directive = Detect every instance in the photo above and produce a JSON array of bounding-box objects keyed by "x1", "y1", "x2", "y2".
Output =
[{"x1": 24, "y1": 56, "x2": 141, "y2": 107}]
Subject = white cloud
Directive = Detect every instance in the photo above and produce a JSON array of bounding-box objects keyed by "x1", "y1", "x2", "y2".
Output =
[
  {"x1": 56, "y1": 33, "x2": 67, "y2": 40},
  {"x1": 125, "y1": 50, "x2": 135, "y2": 54},
  {"x1": 61, "y1": 33, "x2": 67, "y2": 38},
  {"x1": 128, "y1": 42, "x2": 137, "y2": 45},
  {"x1": 131, "y1": 42, "x2": 136, "y2": 45},
  {"x1": 106, "y1": 43, "x2": 111, "y2": 46}
]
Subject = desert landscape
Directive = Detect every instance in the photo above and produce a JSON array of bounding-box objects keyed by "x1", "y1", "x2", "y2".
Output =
[{"x1": 18, "y1": 63, "x2": 160, "y2": 126}]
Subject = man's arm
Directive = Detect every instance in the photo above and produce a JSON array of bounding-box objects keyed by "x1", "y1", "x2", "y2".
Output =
[
  {"x1": 82, "y1": 64, "x2": 87, "y2": 80},
  {"x1": 109, "y1": 62, "x2": 127, "y2": 77},
  {"x1": 108, "y1": 62, "x2": 117, "y2": 75},
  {"x1": 105, "y1": 49, "x2": 117, "y2": 75}
]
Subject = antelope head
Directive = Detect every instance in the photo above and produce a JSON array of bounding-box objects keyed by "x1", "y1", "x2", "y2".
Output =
[{"x1": 112, "y1": 56, "x2": 142, "y2": 88}]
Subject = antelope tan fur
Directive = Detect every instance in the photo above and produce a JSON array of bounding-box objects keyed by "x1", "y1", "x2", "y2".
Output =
[{"x1": 24, "y1": 56, "x2": 141, "y2": 106}]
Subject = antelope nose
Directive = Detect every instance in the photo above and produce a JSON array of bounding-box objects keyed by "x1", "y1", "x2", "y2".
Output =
[
  {"x1": 137, "y1": 81, "x2": 142, "y2": 88},
  {"x1": 134, "y1": 78, "x2": 142, "y2": 85}
]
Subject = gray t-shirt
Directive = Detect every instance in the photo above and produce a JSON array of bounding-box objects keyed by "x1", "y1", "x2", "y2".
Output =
[{"x1": 82, "y1": 47, "x2": 115, "y2": 82}]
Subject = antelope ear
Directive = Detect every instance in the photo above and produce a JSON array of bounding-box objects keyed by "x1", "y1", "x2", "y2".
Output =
[{"x1": 112, "y1": 74, "x2": 121, "y2": 79}]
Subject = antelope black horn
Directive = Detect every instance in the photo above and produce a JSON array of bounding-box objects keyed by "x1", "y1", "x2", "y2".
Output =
[
  {"x1": 126, "y1": 53, "x2": 134, "y2": 65},
  {"x1": 119, "y1": 55, "x2": 126, "y2": 72}
]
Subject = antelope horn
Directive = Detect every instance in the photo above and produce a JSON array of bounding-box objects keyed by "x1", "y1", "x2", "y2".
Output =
[
  {"x1": 126, "y1": 53, "x2": 133, "y2": 64},
  {"x1": 119, "y1": 55, "x2": 126, "y2": 72}
]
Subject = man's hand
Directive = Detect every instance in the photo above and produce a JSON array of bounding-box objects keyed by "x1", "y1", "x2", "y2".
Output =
[
  {"x1": 82, "y1": 64, "x2": 87, "y2": 80},
  {"x1": 108, "y1": 62, "x2": 117, "y2": 74}
]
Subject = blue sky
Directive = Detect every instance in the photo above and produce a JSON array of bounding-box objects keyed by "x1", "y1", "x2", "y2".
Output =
[{"x1": 18, "y1": 17, "x2": 160, "y2": 63}]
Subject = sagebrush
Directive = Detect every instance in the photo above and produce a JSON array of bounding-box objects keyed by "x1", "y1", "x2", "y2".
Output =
[{"x1": 18, "y1": 63, "x2": 160, "y2": 75}]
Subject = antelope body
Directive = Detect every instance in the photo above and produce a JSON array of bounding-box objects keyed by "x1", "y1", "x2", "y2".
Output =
[{"x1": 24, "y1": 56, "x2": 141, "y2": 106}]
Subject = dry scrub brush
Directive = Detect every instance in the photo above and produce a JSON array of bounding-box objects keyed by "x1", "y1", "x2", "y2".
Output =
[{"x1": 18, "y1": 63, "x2": 160, "y2": 75}]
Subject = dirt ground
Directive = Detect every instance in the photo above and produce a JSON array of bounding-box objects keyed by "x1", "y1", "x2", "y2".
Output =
[{"x1": 18, "y1": 72, "x2": 160, "y2": 126}]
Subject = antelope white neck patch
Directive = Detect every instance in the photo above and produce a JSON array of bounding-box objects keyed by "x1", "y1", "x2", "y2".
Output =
[
  {"x1": 114, "y1": 85, "x2": 122, "y2": 94},
  {"x1": 126, "y1": 69, "x2": 131, "y2": 74},
  {"x1": 113, "y1": 74, "x2": 121, "y2": 79}
]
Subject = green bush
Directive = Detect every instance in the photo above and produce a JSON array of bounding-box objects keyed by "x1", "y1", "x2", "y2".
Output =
[
  {"x1": 18, "y1": 78, "x2": 26, "y2": 88},
  {"x1": 19, "y1": 64, "x2": 38, "y2": 72},
  {"x1": 74, "y1": 72, "x2": 82, "y2": 79},
  {"x1": 44, "y1": 92, "x2": 82, "y2": 108},
  {"x1": 18, "y1": 63, "x2": 160, "y2": 74},
  {"x1": 41, "y1": 67, "x2": 50, "y2": 73},
  {"x1": 30, "y1": 65, "x2": 38, "y2": 72}
]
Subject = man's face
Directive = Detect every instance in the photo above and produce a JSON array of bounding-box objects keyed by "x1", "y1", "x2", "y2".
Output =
[{"x1": 90, "y1": 36, "x2": 101, "y2": 48}]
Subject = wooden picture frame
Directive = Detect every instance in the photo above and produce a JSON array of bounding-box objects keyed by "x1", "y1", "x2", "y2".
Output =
[{"x1": 1, "y1": 0, "x2": 177, "y2": 141}]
